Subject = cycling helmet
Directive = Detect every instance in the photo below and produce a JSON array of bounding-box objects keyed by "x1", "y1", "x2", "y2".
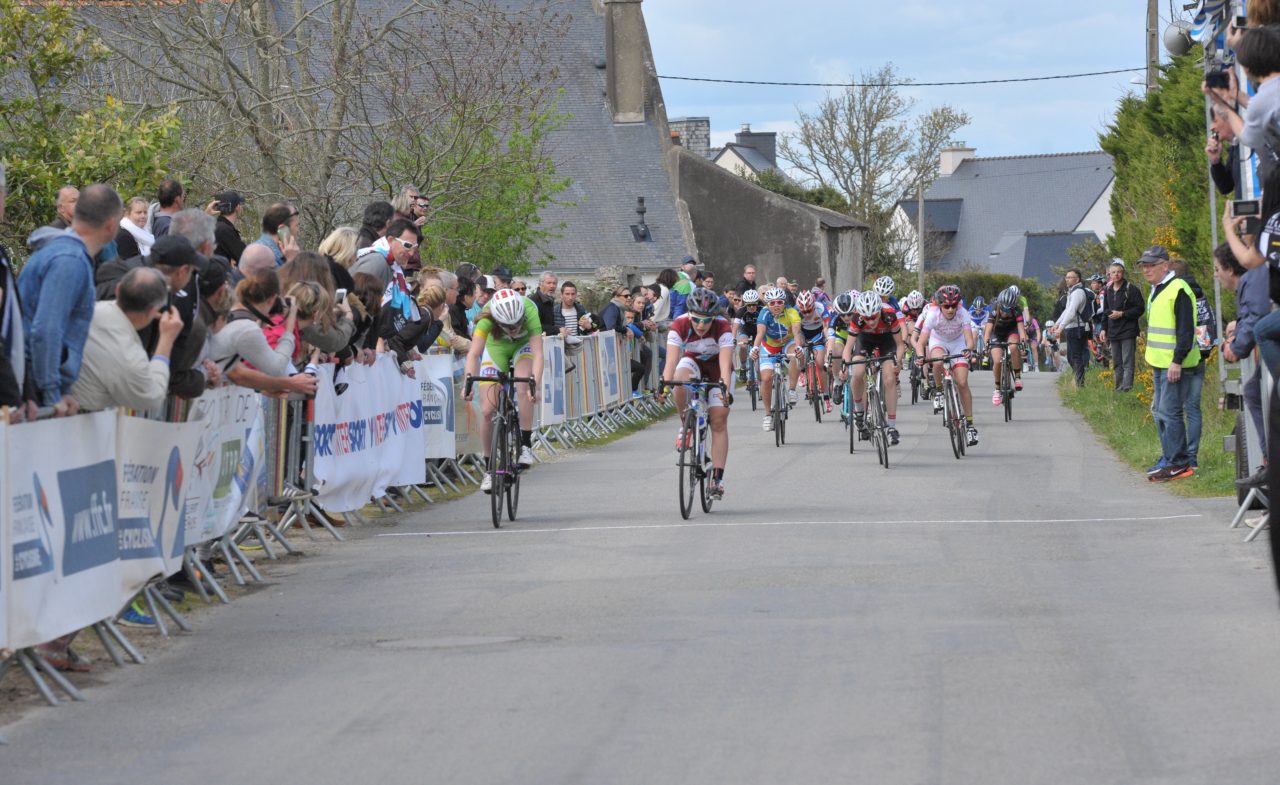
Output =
[
  {"x1": 970, "y1": 295, "x2": 986, "y2": 311},
  {"x1": 833, "y1": 292, "x2": 856, "y2": 315},
  {"x1": 740, "y1": 288, "x2": 760, "y2": 305},
  {"x1": 997, "y1": 287, "x2": 1019, "y2": 311},
  {"x1": 905, "y1": 290, "x2": 924, "y2": 310},
  {"x1": 934, "y1": 285, "x2": 962, "y2": 308},
  {"x1": 873, "y1": 276, "x2": 896, "y2": 297},
  {"x1": 1005, "y1": 284, "x2": 1021, "y2": 300},
  {"x1": 854, "y1": 290, "x2": 882, "y2": 318},
  {"x1": 686, "y1": 286, "x2": 719, "y2": 316},
  {"x1": 764, "y1": 286, "x2": 786, "y2": 303},
  {"x1": 795, "y1": 289, "x2": 815, "y2": 312},
  {"x1": 489, "y1": 288, "x2": 526, "y2": 326}
]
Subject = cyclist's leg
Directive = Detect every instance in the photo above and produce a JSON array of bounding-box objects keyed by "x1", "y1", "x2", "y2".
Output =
[
  {"x1": 708, "y1": 386, "x2": 729, "y2": 470},
  {"x1": 952, "y1": 357, "x2": 974, "y2": 417},
  {"x1": 477, "y1": 345, "x2": 507, "y2": 459},
  {"x1": 812, "y1": 341, "x2": 827, "y2": 395},
  {"x1": 827, "y1": 335, "x2": 845, "y2": 380},
  {"x1": 990, "y1": 344, "x2": 1004, "y2": 391},
  {"x1": 512, "y1": 348, "x2": 536, "y2": 432},
  {"x1": 849, "y1": 355, "x2": 868, "y2": 417},
  {"x1": 928, "y1": 344, "x2": 947, "y2": 388},
  {"x1": 1009, "y1": 336, "x2": 1022, "y2": 375},
  {"x1": 786, "y1": 341, "x2": 801, "y2": 392},
  {"x1": 673, "y1": 358, "x2": 697, "y2": 419},
  {"x1": 883, "y1": 357, "x2": 899, "y2": 420}
]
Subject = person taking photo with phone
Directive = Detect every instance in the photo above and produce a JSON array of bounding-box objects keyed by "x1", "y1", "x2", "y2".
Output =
[{"x1": 251, "y1": 202, "x2": 301, "y2": 267}]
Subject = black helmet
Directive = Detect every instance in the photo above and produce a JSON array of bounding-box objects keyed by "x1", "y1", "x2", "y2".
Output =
[{"x1": 686, "y1": 286, "x2": 719, "y2": 316}]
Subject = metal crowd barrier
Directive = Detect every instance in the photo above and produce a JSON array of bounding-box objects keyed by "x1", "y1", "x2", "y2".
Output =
[{"x1": 1227, "y1": 352, "x2": 1271, "y2": 541}]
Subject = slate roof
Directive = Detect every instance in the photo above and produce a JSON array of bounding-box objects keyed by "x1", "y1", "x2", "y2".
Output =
[
  {"x1": 898, "y1": 198, "x2": 962, "y2": 233},
  {"x1": 714, "y1": 143, "x2": 776, "y2": 174},
  {"x1": 529, "y1": 1, "x2": 694, "y2": 274},
  {"x1": 907, "y1": 151, "x2": 1113, "y2": 272},
  {"x1": 987, "y1": 230, "x2": 1100, "y2": 285}
]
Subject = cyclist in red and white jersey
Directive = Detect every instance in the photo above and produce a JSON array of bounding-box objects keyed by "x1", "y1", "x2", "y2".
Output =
[
  {"x1": 840, "y1": 290, "x2": 905, "y2": 445},
  {"x1": 663, "y1": 287, "x2": 734, "y2": 498},
  {"x1": 794, "y1": 289, "x2": 833, "y2": 413},
  {"x1": 915, "y1": 285, "x2": 979, "y2": 446},
  {"x1": 899, "y1": 289, "x2": 926, "y2": 347}
]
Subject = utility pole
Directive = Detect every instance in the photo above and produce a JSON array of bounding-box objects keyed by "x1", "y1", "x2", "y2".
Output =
[
  {"x1": 1147, "y1": 0, "x2": 1160, "y2": 92},
  {"x1": 916, "y1": 181, "x2": 925, "y2": 293}
]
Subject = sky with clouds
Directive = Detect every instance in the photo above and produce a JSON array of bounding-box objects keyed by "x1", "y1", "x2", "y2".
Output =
[{"x1": 643, "y1": 1, "x2": 1178, "y2": 161}]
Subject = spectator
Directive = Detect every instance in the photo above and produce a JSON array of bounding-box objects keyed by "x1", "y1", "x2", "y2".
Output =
[
  {"x1": 317, "y1": 226, "x2": 358, "y2": 292},
  {"x1": 787, "y1": 279, "x2": 801, "y2": 300},
  {"x1": 490, "y1": 265, "x2": 514, "y2": 289},
  {"x1": 626, "y1": 291, "x2": 654, "y2": 392},
  {"x1": 115, "y1": 197, "x2": 155, "y2": 261},
  {"x1": 1139, "y1": 248, "x2": 1203, "y2": 481},
  {"x1": 26, "y1": 185, "x2": 80, "y2": 254},
  {"x1": 1052, "y1": 268, "x2": 1090, "y2": 388},
  {"x1": 378, "y1": 281, "x2": 445, "y2": 369},
  {"x1": 281, "y1": 252, "x2": 356, "y2": 356},
  {"x1": 390, "y1": 187, "x2": 425, "y2": 271},
  {"x1": 529, "y1": 271, "x2": 559, "y2": 336},
  {"x1": 252, "y1": 202, "x2": 300, "y2": 267},
  {"x1": 1206, "y1": 105, "x2": 1239, "y2": 195},
  {"x1": 1168, "y1": 256, "x2": 1218, "y2": 356},
  {"x1": 554, "y1": 281, "x2": 594, "y2": 339},
  {"x1": 455, "y1": 262, "x2": 481, "y2": 284},
  {"x1": 653, "y1": 268, "x2": 677, "y2": 328},
  {"x1": 280, "y1": 250, "x2": 337, "y2": 295},
  {"x1": 0, "y1": 163, "x2": 30, "y2": 408},
  {"x1": 701, "y1": 272, "x2": 717, "y2": 296},
  {"x1": 1042, "y1": 319, "x2": 1062, "y2": 372},
  {"x1": 356, "y1": 201, "x2": 394, "y2": 249},
  {"x1": 1099, "y1": 260, "x2": 1144, "y2": 392},
  {"x1": 146, "y1": 235, "x2": 212, "y2": 398},
  {"x1": 419, "y1": 268, "x2": 469, "y2": 354},
  {"x1": 349, "y1": 218, "x2": 417, "y2": 292},
  {"x1": 812, "y1": 277, "x2": 832, "y2": 306},
  {"x1": 151, "y1": 178, "x2": 185, "y2": 238},
  {"x1": 1086, "y1": 274, "x2": 1106, "y2": 339},
  {"x1": 1206, "y1": 25, "x2": 1280, "y2": 181},
  {"x1": 72, "y1": 267, "x2": 182, "y2": 411},
  {"x1": 19, "y1": 183, "x2": 122, "y2": 413},
  {"x1": 211, "y1": 189, "x2": 247, "y2": 267},
  {"x1": 1216, "y1": 242, "x2": 1268, "y2": 487},
  {"x1": 451, "y1": 276, "x2": 476, "y2": 341},
  {"x1": 239, "y1": 243, "x2": 277, "y2": 278},
  {"x1": 734, "y1": 264, "x2": 758, "y2": 296},
  {"x1": 670, "y1": 258, "x2": 695, "y2": 318},
  {"x1": 208, "y1": 268, "x2": 298, "y2": 377},
  {"x1": 349, "y1": 271, "x2": 385, "y2": 356},
  {"x1": 598, "y1": 285, "x2": 631, "y2": 333}
]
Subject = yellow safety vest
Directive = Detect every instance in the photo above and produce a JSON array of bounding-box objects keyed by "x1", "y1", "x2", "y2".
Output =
[{"x1": 1144, "y1": 277, "x2": 1200, "y2": 369}]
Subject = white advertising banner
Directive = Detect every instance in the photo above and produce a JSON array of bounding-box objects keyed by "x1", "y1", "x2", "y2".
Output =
[
  {"x1": 540, "y1": 336, "x2": 566, "y2": 427},
  {"x1": 182, "y1": 385, "x2": 268, "y2": 551},
  {"x1": 0, "y1": 420, "x2": 7, "y2": 650},
  {"x1": 596, "y1": 330, "x2": 621, "y2": 407},
  {"x1": 417, "y1": 354, "x2": 456, "y2": 460},
  {"x1": 115, "y1": 414, "x2": 203, "y2": 585},
  {"x1": 6, "y1": 412, "x2": 121, "y2": 649},
  {"x1": 313, "y1": 357, "x2": 426, "y2": 512}
]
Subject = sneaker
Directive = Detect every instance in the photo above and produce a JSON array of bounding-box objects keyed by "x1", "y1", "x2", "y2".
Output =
[
  {"x1": 888, "y1": 427, "x2": 900, "y2": 446},
  {"x1": 119, "y1": 601, "x2": 156, "y2": 628},
  {"x1": 1150, "y1": 465, "x2": 1194, "y2": 483},
  {"x1": 788, "y1": 389, "x2": 798, "y2": 405},
  {"x1": 1014, "y1": 378, "x2": 1023, "y2": 391},
  {"x1": 824, "y1": 398, "x2": 833, "y2": 413},
  {"x1": 709, "y1": 480, "x2": 725, "y2": 500},
  {"x1": 737, "y1": 368, "x2": 747, "y2": 383},
  {"x1": 992, "y1": 389, "x2": 1003, "y2": 406},
  {"x1": 932, "y1": 392, "x2": 944, "y2": 413},
  {"x1": 36, "y1": 644, "x2": 92, "y2": 673},
  {"x1": 480, "y1": 472, "x2": 493, "y2": 494},
  {"x1": 966, "y1": 426, "x2": 979, "y2": 446},
  {"x1": 675, "y1": 430, "x2": 687, "y2": 450},
  {"x1": 1145, "y1": 459, "x2": 1167, "y2": 476},
  {"x1": 1236, "y1": 466, "x2": 1268, "y2": 489},
  {"x1": 762, "y1": 415, "x2": 773, "y2": 431},
  {"x1": 518, "y1": 446, "x2": 534, "y2": 468}
]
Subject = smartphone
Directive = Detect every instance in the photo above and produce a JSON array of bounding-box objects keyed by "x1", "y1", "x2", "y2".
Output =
[
  {"x1": 1235, "y1": 14, "x2": 1248, "y2": 29},
  {"x1": 1232, "y1": 199, "x2": 1261, "y2": 217},
  {"x1": 335, "y1": 288, "x2": 347, "y2": 304},
  {"x1": 278, "y1": 225, "x2": 290, "y2": 243},
  {"x1": 1205, "y1": 70, "x2": 1231, "y2": 89}
]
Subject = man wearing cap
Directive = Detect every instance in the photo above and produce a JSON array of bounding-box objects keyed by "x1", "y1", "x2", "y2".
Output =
[
  {"x1": 211, "y1": 190, "x2": 247, "y2": 266},
  {"x1": 1139, "y1": 245, "x2": 1202, "y2": 482},
  {"x1": 1052, "y1": 269, "x2": 1090, "y2": 387},
  {"x1": 1086, "y1": 273, "x2": 1107, "y2": 340},
  {"x1": 145, "y1": 235, "x2": 215, "y2": 398},
  {"x1": 1098, "y1": 259, "x2": 1144, "y2": 392}
]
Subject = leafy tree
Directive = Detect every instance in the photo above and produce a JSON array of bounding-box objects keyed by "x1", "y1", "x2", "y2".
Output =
[{"x1": 0, "y1": 0, "x2": 179, "y2": 260}]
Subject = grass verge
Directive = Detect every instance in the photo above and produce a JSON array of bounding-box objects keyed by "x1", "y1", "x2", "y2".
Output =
[{"x1": 1057, "y1": 363, "x2": 1237, "y2": 497}]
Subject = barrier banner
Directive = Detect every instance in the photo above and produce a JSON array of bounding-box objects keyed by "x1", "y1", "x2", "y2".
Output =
[
  {"x1": 0, "y1": 420, "x2": 7, "y2": 650},
  {"x1": 416, "y1": 354, "x2": 456, "y2": 460},
  {"x1": 183, "y1": 385, "x2": 268, "y2": 551},
  {"x1": 615, "y1": 333, "x2": 630, "y2": 405},
  {"x1": 597, "y1": 330, "x2": 620, "y2": 406},
  {"x1": 115, "y1": 414, "x2": 202, "y2": 585},
  {"x1": 453, "y1": 357, "x2": 485, "y2": 456},
  {"x1": 582, "y1": 335, "x2": 600, "y2": 415},
  {"x1": 313, "y1": 357, "x2": 426, "y2": 511},
  {"x1": 6, "y1": 412, "x2": 121, "y2": 649},
  {"x1": 540, "y1": 336, "x2": 566, "y2": 427}
]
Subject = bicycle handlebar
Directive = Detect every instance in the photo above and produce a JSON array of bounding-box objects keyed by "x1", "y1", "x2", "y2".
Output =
[
  {"x1": 464, "y1": 374, "x2": 537, "y2": 396},
  {"x1": 920, "y1": 352, "x2": 972, "y2": 364},
  {"x1": 660, "y1": 379, "x2": 727, "y2": 393},
  {"x1": 844, "y1": 354, "x2": 898, "y2": 367}
]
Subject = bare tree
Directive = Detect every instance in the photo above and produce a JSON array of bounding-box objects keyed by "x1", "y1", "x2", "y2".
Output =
[
  {"x1": 778, "y1": 63, "x2": 969, "y2": 273},
  {"x1": 78, "y1": 0, "x2": 569, "y2": 242}
]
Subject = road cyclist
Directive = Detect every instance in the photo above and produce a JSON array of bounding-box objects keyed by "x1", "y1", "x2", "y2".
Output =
[
  {"x1": 825, "y1": 291, "x2": 858, "y2": 411},
  {"x1": 661, "y1": 286, "x2": 735, "y2": 499},
  {"x1": 873, "y1": 275, "x2": 901, "y2": 312},
  {"x1": 794, "y1": 288, "x2": 833, "y2": 414},
  {"x1": 463, "y1": 288, "x2": 545, "y2": 494},
  {"x1": 916, "y1": 284, "x2": 979, "y2": 447},
  {"x1": 750, "y1": 286, "x2": 804, "y2": 432},
  {"x1": 840, "y1": 290, "x2": 906, "y2": 445},
  {"x1": 731, "y1": 287, "x2": 763, "y2": 385},
  {"x1": 983, "y1": 286, "x2": 1028, "y2": 407},
  {"x1": 968, "y1": 295, "x2": 990, "y2": 361}
]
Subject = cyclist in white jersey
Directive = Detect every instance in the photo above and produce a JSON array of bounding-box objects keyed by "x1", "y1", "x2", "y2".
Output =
[{"x1": 915, "y1": 284, "x2": 979, "y2": 446}]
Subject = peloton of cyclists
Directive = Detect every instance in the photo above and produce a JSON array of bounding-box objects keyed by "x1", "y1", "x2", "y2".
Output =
[
  {"x1": 663, "y1": 287, "x2": 735, "y2": 499},
  {"x1": 915, "y1": 285, "x2": 979, "y2": 447},
  {"x1": 840, "y1": 289, "x2": 906, "y2": 445},
  {"x1": 983, "y1": 286, "x2": 1028, "y2": 406},
  {"x1": 750, "y1": 286, "x2": 804, "y2": 432}
]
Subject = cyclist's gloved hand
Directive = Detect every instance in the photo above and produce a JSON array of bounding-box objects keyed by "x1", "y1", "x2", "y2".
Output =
[{"x1": 725, "y1": 391, "x2": 734, "y2": 407}]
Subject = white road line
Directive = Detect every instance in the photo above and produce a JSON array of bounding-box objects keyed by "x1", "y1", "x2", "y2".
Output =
[{"x1": 375, "y1": 513, "x2": 1203, "y2": 537}]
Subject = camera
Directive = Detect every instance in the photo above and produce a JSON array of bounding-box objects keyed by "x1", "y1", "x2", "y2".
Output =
[
  {"x1": 1231, "y1": 199, "x2": 1261, "y2": 218},
  {"x1": 1205, "y1": 70, "x2": 1231, "y2": 89},
  {"x1": 1235, "y1": 14, "x2": 1248, "y2": 30}
]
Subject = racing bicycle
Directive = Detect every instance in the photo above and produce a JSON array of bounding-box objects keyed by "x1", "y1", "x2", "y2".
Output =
[
  {"x1": 921, "y1": 353, "x2": 970, "y2": 459},
  {"x1": 987, "y1": 340, "x2": 1017, "y2": 422},
  {"x1": 663, "y1": 379, "x2": 726, "y2": 519},
  {"x1": 845, "y1": 354, "x2": 896, "y2": 467},
  {"x1": 465, "y1": 372, "x2": 536, "y2": 528}
]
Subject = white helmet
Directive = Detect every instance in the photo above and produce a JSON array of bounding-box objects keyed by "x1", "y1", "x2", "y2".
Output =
[
  {"x1": 873, "y1": 276, "x2": 896, "y2": 297},
  {"x1": 764, "y1": 287, "x2": 786, "y2": 303},
  {"x1": 854, "y1": 290, "x2": 881, "y2": 318},
  {"x1": 905, "y1": 290, "x2": 924, "y2": 309},
  {"x1": 740, "y1": 288, "x2": 760, "y2": 304},
  {"x1": 489, "y1": 288, "x2": 526, "y2": 326}
]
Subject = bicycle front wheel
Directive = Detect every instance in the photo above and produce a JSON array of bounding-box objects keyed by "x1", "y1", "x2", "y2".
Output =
[
  {"x1": 489, "y1": 413, "x2": 507, "y2": 528},
  {"x1": 946, "y1": 381, "x2": 965, "y2": 458},
  {"x1": 677, "y1": 410, "x2": 697, "y2": 519},
  {"x1": 505, "y1": 413, "x2": 521, "y2": 521},
  {"x1": 1003, "y1": 365, "x2": 1014, "y2": 422},
  {"x1": 872, "y1": 374, "x2": 889, "y2": 467},
  {"x1": 699, "y1": 428, "x2": 714, "y2": 513}
]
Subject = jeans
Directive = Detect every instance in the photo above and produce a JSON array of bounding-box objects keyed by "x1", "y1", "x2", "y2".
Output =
[
  {"x1": 1256, "y1": 309, "x2": 1280, "y2": 376},
  {"x1": 1152, "y1": 363, "x2": 1204, "y2": 468},
  {"x1": 1065, "y1": 327, "x2": 1089, "y2": 386},
  {"x1": 1110, "y1": 337, "x2": 1136, "y2": 391}
]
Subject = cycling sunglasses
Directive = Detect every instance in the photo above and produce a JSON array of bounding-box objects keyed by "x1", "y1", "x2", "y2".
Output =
[{"x1": 690, "y1": 315, "x2": 715, "y2": 325}]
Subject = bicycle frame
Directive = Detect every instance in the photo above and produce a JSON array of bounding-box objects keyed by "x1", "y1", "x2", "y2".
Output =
[
  {"x1": 465, "y1": 372, "x2": 536, "y2": 527},
  {"x1": 663, "y1": 379, "x2": 724, "y2": 518}
]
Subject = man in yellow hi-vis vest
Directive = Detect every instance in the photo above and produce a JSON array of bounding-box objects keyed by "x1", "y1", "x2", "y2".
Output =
[{"x1": 1138, "y1": 245, "x2": 1204, "y2": 483}]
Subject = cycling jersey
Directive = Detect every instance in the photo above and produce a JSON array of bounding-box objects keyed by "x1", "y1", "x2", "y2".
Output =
[
  {"x1": 757, "y1": 307, "x2": 801, "y2": 351},
  {"x1": 920, "y1": 305, "x2": 974, "y2": 342},
  {"x1": 473, "y1": 297, "x2": 543, "y2": 371},
  {"x1": 667, "y1": 315, "x2": 735, "y2": 382},
  {"x1": 732, "y1": 305, "x2": 761, "y2": 336},
  {"x1": 969, "y1": 305, "x2": 990, "y2": 328},
  {"x1": 797, "y1": 301, "x2": 829, "y2": 332},
  {"x1": 827, "y1": 313, "x2": 855, "y2": 342},
  {"x1": 900, "y1": 305, "x2": 923, "y2": 323},
  {"x1": 850, "y1": 303, "x2": 904, "y2": 336},
  {"x1": 988, "y1": 305, "x2": 1024, "y2": 341}
]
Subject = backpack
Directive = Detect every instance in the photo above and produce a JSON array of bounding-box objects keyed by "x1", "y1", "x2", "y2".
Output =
[{"x1": 1075, "y1": 287, "x2": 1098, "y2": 332}]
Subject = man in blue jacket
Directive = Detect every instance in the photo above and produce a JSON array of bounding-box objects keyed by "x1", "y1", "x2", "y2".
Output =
[{"x1": 18, "y1": 183, "x2": 122, "y2": 415}]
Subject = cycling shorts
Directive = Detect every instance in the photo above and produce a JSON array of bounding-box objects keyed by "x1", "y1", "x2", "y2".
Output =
[
  {"x1": 991, "y1": 323, "x2": 1021, "y2": 343},
  {"x1": 855, "y1": 332, "x2": 897, "y2": 359},
  {"x1": 927, "y1": 335, "x2": 970, "y2": 368},
  {"x1": 675, "y1": 357, "x2": 727, "y2": 408},
  {"x1": 801, "y1": 326, "x2": 826, "y2": 347},
  {"x1": 480, "y1": 341, "x2": 533, "y2": 377},
  {"x1": 759, "y1": 341, "x2": 793, "y2": 372},
  {"x1": 827, "y1": 326, "x2": 849, "y2": 344}
]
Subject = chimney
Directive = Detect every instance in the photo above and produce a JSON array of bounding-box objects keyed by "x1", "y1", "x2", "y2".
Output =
[
  {"x1": 604, "y1": 0, "x2": 646, "y2": 123},
  {"x1": 735, "y1": 123, "x2": 777, "y2": 168},
  {"x1": 670, "y1": 117, "x2": 711, "y2": 158},
  {"x1": 939, "y1": 142, "x2": 976, "y2": 177}
]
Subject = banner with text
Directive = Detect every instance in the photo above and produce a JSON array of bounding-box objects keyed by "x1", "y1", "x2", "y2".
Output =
[
  {"x1": 540, "y1": 337, "x2": 566, "y2": 427},
  {"x1": 116, "y1": 414, "x2": 203, "y2": 585},
  {"x1": 597, "y1": 330, "x2": 621, "y2": 407},
  {"x1": 417, "y1": 354, "x2": 456, "y2": 460},
  {"x1": 182, "y1": 385, "x2": 268, "y2": 552}
]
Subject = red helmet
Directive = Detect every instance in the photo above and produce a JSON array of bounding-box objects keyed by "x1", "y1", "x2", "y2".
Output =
[
  {"x1": 795, "y1": 289, "x2": 815, "y2": 312},
  {"x1": 934, "y1": 285, "x2": 962, "y2": 308}
]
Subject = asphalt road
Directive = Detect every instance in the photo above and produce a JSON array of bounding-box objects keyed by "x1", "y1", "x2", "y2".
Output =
[{"x1": 4, "y1": 371, "x2": 1278, "y2": 785}]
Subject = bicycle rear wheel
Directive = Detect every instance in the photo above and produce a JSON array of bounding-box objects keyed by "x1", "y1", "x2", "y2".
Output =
[
  {"x1": 677, "y1": 410, "x2": 697, "y2": 519},
  {"x1": 773, "y1": 377, "x2": 784, "y2": 447},
  {"x1": 1003, "y1": 367, "x2": 1013, "y2": 422},
  {"x1": 910, "y1": 366, "x2": 920, "y2": 405},
  {"x1": 505, "y1": 411, "x2": 521, "y2": 521},
  {"x1": 947, "y1": 381, "x2": 965, "y2": 458},
  {"x1": 847, "y1": 380, "x2": 857, "y2": 454},
  {"x1": 489, "y1": 412, "x2": 507, "y2": 528},
  {"x1": 810, "y1": 362, "x2": 822, "y2": 422}
]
